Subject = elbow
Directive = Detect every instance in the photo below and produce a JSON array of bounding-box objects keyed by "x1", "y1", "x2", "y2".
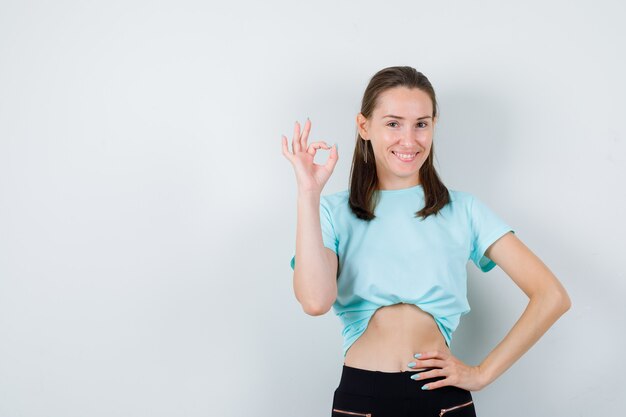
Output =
[
  {"x1": 302, "y1": 302, "x2": 331, "y2": 316},
  {"x1": 293, "y1": 270, "x2": 337, "y2": 317},
  {"x1": 542, "y1": 287, "x2": 572, "y2": 314},
  {"x1": 530, "y1": 286, "x2": 572, "y2": 315},
  {"x1": 300, "y1": 294, "x2": 335, "y2": 316},
  {"x1": 559, "y1": 291, "x2": 572, "y2": 313},
  {"x1": 552, "y1": 282, "x2": 572, "y2": 313}
]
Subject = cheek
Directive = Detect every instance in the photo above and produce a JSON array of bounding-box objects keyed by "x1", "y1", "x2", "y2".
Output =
[
  {"x1": 379, "y1": 135, "x2": 397, "y2": 148},
  {"x1": 419, "y1": 134, "x2": 433, "y2": 147}
]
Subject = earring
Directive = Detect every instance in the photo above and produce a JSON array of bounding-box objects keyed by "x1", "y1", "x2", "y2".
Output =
[{"x1": 362, "y1": 138, "x2": 368, "y2": 164}]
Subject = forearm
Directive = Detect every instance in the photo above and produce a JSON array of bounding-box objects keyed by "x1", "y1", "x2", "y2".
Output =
[
  {"x1": 478, "y1": 290, "x2": 571, "y2": 388},
  {"x1": 293, "y1": 191, "x2": 336, "y2": 314}
]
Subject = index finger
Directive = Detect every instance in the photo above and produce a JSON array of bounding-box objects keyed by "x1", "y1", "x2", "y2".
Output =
[{"x1": 414, "y1": 350, "x2": 441, "y2": 359}]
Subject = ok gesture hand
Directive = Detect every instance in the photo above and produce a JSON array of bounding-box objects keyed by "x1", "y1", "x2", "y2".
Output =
[{"x1": 281, "y1": 118, "x2": 338, "y2": 195}]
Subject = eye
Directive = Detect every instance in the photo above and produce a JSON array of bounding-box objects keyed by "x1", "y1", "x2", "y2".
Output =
[{"x1": 387, "y1": 121, "x2": 428, "y2": 128}]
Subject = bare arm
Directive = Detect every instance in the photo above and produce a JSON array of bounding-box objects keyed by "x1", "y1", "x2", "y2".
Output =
[
  {"x1": 476, "y1": 231, "x2": 572, "y2": 387},
  {"x1": 293, "y1": 191, "x2": 338, "y2": 316},
  {"x1": 281, "y1": 118, "x2": 339, "y2": 316}
]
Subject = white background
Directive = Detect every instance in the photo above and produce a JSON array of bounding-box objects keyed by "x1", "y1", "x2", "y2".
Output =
[{"x1": 1, "y1": 1, "x2": 624, "y2": 416}]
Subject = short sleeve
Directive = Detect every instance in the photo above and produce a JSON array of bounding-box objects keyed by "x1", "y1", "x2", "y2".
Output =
[
  {"x1": 469, "y1": 194, "x2": 515, "y2": 273},
  {"x1": 290, "y1": 196, "x2": 338, "y2": 270}
]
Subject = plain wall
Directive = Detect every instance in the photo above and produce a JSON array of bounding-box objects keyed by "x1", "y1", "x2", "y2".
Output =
[{"x1": 1, "y1": 0, "x2": 624, "y2": 416}]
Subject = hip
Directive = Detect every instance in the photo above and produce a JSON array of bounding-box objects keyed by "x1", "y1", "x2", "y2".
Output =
[{"x1": 332, "y1": 364, "x2": 476, "y2": 417}]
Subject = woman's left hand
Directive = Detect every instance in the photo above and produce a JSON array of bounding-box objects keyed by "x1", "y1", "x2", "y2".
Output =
[{"x1": 408, "y1": 350, "x2": 488, "y2": 392}]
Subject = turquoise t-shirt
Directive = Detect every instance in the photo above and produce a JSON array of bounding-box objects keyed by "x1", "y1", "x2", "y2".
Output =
[{"x1": 289, "y1": 183, "x2": 515, "y2": 357}]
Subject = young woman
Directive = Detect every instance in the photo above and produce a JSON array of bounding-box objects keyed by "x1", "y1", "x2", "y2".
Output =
[{"x1": 281, "y1": 66, "x2": 571, "y2": 417}]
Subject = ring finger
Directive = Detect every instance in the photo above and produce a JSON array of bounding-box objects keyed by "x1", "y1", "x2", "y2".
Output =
[{"x1": 412, "y1": 367, "x2": 445, "y2": 381}]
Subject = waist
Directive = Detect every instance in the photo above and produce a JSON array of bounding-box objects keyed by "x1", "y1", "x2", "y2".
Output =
[
  {"x1": 343, "y1": 338, "x2": 450, "y2": 372},
  {"x1": 343, "y1": 303, "x2": 451, "y2": 371},
  {"x1": 336, "y1": 364, "x2": 463, "y2": 400}
]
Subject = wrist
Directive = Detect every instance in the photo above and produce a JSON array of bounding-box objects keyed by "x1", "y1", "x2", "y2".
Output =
[{"x1": 297, "y1": 189, "x2": 321, "y2": 201}]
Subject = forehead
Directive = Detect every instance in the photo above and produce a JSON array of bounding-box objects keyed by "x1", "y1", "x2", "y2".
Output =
[{"x1": 374, "y1": 86, "x2": 432, "y2": 117}]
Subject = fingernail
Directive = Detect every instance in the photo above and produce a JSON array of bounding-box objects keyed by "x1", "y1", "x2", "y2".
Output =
[
  {"x1": 421, "y1": 385, "x2": 429, "y2": 390},
  {"x1": 408, "y1": 362, "x2": 416, "y2": 367},
  {"x1": 414, "y1": 353, "x2": 422, "y2": 358},
  {"x1": 410, "y1": 373, "x2": 420, "y2": 380}
]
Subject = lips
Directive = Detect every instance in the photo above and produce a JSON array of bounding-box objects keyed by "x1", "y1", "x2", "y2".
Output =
[{"x1": 392, "y1": 151, "x2": 419, "y2": 162}]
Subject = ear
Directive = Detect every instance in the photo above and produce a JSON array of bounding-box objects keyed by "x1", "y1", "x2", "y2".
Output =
[{"x1": 356, "y1": 113, "x2": 370, "y2": 140}]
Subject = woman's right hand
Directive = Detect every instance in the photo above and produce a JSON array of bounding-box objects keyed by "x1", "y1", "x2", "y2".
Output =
[{"x1": 281, "y1": 118, "x2": 338, "y2": 195}]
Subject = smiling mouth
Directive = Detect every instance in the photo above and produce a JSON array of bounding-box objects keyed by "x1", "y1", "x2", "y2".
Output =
[{"x1": 392, "y1": 151, "x2": 419, "y2": 162}]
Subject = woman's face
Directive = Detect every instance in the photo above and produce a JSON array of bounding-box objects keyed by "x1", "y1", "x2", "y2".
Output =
[{"x1": 357, "y1": 86, "x2": 437, "y2": 190}]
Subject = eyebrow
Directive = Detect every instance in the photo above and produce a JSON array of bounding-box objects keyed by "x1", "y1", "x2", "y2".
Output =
[{"x1": 382, "y1": 114, "x2": 432, "y2": 120}]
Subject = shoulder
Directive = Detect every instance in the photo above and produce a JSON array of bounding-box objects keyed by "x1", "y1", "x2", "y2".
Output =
[
  {"x1": 446, "y1": 188, "x2": 474, "y2": 210},
  {"x1": 448, "y1": 188, "x2": 471, "y2": 199},
  {"x1": 451, "y1": 189, "x2": 503, "y2": 214}
]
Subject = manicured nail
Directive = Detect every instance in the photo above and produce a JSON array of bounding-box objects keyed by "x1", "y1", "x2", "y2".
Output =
[
  {"x1": 414, "y1": 353, "x2": 422, "y2": 358},
  {"x1": 407, "y1": 362, "x2": 416, "y2": 368},
  {"x1": 410, "y1": 373, "x2": 420, "y2": 380},
  {"x1": 421, "y1": 385, "x2": 429, "y2": 390}
]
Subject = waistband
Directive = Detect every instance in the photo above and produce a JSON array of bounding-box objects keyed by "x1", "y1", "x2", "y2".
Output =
[{"x1": 337, "y1": 364, "x2": 444, "y2": 399}]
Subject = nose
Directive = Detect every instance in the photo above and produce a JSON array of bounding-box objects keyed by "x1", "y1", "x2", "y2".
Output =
[{"x1": 398, "y1": 127, "x2": 420, "y2": 144}]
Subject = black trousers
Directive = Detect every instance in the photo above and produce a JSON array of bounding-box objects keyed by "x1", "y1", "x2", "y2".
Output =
[{"x1": 332, "y1": 364, "x2": 477, "y2": 417}]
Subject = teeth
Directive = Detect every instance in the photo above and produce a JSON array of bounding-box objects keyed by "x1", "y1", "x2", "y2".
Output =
[{"x1": 393, "y1": 151, "x2": 417, "y2": 159}]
